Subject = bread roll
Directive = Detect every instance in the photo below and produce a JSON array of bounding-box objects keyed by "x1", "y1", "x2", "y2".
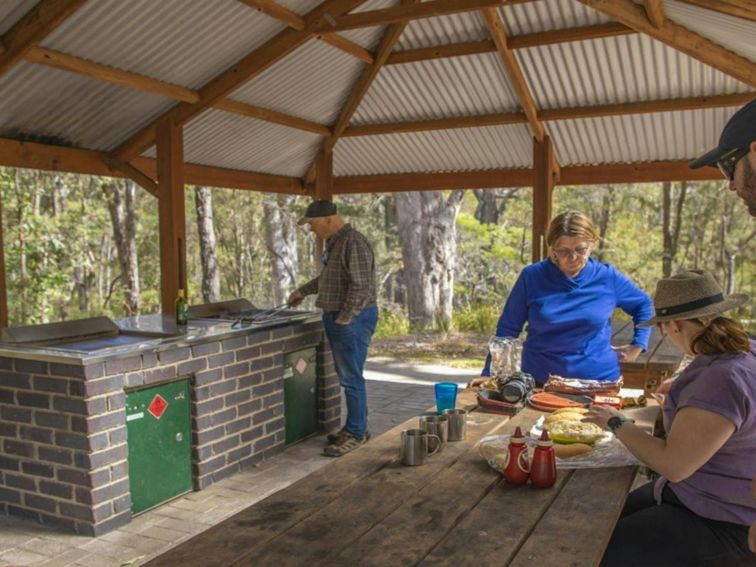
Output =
[
  {"x1": 547, "y1": 420, "x2": 605, "y2": 443},
  {"x1": 553, "y1": 407, "x2": 589, "y2": 415},
  {"x1": 544, "y1": 411, "x2": 585, "y2": 425},
  {"x1": 553, "y1": 443, "x2": 593, "y2": 459}
]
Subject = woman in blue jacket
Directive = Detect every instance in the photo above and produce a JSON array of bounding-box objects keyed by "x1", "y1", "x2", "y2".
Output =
[{"x1": 475, "y1": 211, "x2": 653, "y2": 386}]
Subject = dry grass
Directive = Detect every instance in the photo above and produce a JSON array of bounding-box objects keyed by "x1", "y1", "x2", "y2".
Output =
[{"x1": 369, "y1": 331, "x2": 489, "y2": 368}]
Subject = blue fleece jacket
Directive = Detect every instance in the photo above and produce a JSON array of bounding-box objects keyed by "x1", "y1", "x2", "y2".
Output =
[{"x1": 482, "y1": 258, "x2": 653, "y2": 383}]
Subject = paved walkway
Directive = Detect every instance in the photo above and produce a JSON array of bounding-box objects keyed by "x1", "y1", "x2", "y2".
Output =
[{"x1": 0, "y1": 359, "x2": 478, "y2": 567}]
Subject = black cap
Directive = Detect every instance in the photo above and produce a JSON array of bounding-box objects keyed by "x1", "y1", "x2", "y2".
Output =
[
  {"x1": 690, "y1": 99, "x2": 756, "y2": 169},
  {"x1": 298, "y1": 200, "x2": 337, "y2": 225}
]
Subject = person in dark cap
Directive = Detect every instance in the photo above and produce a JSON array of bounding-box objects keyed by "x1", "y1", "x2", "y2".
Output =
[
  {"x1": 583, "y1": 271, "x2": 755, "y2": 566},
  {"x1": 690, "y1": 99, "x2": 756, "y2": 216},
  {"x1": 288, "y1": 200, "x2": 378, "y2": 457}
]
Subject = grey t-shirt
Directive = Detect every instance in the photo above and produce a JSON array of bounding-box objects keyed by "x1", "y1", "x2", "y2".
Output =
[{"x1": 655, "y1": 340, "x2": 756, "y2": 525}]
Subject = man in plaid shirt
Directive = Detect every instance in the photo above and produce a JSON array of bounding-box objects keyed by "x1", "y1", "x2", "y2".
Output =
[{"x1": 288, "y1": 200, "x2": 378, "y2": 456}]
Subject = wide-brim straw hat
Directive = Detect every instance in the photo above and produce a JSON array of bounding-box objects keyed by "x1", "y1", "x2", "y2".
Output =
[{"x1": 638, "y1": 270, "x2": 749, "y2": 327}]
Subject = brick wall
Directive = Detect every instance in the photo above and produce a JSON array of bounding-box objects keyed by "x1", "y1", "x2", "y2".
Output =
[{"x1": 0, "y1": 318, "x2": 338, "y2": 535}]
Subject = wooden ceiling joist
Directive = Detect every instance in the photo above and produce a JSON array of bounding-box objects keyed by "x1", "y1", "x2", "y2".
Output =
[
  {"x1": 238, "y1": 0, "x2": 374, "y2": 64},
  {"x1": 0, "y1": 138, "x2": 304, "y2": 195},
  {"x1": 578, "y1": 0, "x2": 756, "y2": 87},
  {"x1": 341, "y1": 93, "x2": 754, "y2": 137},
  {"x1": 643, "y1": 0, "x2": 666, "y2": 27},
  {"x1": 677, "y1": 0, "x2": 756, "y2": 24},
  {"x1": 0, "y1": 0, "x2": 88, "y2": 78},
  {"x1": 386, "y1": 23, "x2": 634, "y2": 65},
  {"x1": 213, "y1": 99, "x2": 331, "y2": 136},
  {"x1": 113, "y1": 0, "x2": 365, "y2": 163}
]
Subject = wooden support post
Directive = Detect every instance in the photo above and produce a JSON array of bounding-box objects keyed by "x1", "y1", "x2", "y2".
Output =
[
  {"x1": 314, "y1": 146, "x2": 334, "y2": 201},
  {"x1": 532, "y1": 135, "x2": 554, "y2": 263},
  {"x1": 0, "y1": 197, "x2": 8, "y2": 328},
  {"x1": 156, "y1": 119, "x2": 186, "y2": 315}
]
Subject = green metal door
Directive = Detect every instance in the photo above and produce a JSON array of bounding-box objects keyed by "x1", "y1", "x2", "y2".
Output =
[
  {"x1": 283, "y1": 348, "x2": 318, "y2": 445},
  {"x1": 126, "y1": 379, "x2": 192, "y2": 515}
]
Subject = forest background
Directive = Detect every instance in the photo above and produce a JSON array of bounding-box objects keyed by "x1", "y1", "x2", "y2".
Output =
[{"x1": 1, "y1": 166, "x2": 754, "y2": 363}]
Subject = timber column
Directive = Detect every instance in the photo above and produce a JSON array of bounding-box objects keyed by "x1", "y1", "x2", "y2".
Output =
[
  {"x1": 0, "y1": 196, "x2": 7, "y2": 327},
  {"x1": 156, "y1": 118, "x2": 186, "y2": 314},
  {"x1": 532, "y1": 135, "x2": 555, "y2": 262}
]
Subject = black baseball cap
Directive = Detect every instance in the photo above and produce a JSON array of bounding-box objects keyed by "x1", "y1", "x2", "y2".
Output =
[
  {"x1": 298, "y1": 200, "x2": 337, "y2": 225},
  {"x1": 690, "y1": 99, "x2": 756, "y2": 169}
]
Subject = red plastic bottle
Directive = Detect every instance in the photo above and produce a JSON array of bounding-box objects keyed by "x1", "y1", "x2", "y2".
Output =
[
  {"x1": 530, "y1": 430, "x2": 557, "y2": 488},
  {"x1": 503, "y1": 426, "x2": 530, "y2": 485}
]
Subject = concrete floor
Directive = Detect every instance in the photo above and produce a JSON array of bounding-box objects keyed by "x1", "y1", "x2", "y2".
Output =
[{"x1": 0, "y1": 359, "x2": 478, "y2": 567}]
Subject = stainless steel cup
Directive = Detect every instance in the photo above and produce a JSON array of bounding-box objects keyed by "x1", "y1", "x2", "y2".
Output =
[
  {"x1": 400, "y1": 428, "x2": 441, "y2": 466},
  {"x1": 418, "y1": 415, "x2": 448, "y2": 452},
  {"x1": 443, "y1": 408, "x2": 468, "y2": 441}
]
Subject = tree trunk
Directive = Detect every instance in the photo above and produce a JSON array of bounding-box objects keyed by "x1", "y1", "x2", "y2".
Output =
[
  {"x1": 263, "y1": 194, "x2": 298, "y2": 305},
  {"x1": 661, "y1": 181, "x2": 688, "y2": 277},
  {"x1": 395, "y1": 190, "x2": 465, "y2": 332},
  {"x1": 105, "y1": 180, "x2": 140, "y2": 315},
  {"x1": 472, "y1": 188, "x2": 520, "y2": 224},
  {"x1": 194, "y1": 186, "x2": 221, "y2": 303}
]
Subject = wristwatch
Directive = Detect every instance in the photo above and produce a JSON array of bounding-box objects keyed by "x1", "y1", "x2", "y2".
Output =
[{"x1": 607, "y1": 414, "x2": 629, "y2": 433}]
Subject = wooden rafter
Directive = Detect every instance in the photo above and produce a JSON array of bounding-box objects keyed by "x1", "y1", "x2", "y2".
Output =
[
  {"x1": 238, "y1": 0, "x2": 374, "y2": 64},
  {"x1": 0, "y1": 138, "x2": 305, "y2": 194},
  {"x1": 0, "y1": 0, "x2": 87, "y2": 78},
  {"x1": 106, "y1": 158, "x2": 159, "y2": 197},
  {"x1": 386, "y1": 23, "x2": 634, "y2": 65},
  {"x1": 677, "y1": 0, "x2": 756, "y2": 24},
  {"x1": 329, "y1": 0, "x2": 535, "y2": 31},
  {"x1": 341, "y1": 93, "x2": 755, "y2": 136},
  {"x1": 643, "y1": 0, "x2": 666, "y2": 27},
  {"x1": 577, "y1": 0, "x2": 756, "y2": 87},
  {"x1": 483, "y1": 7, "x2": 544, "y2": 142},
  {"x1": 113, "y1": 0, "x2": 365, "y2": 162},
  {"x1": 213, "y1": 99, "x2": 331, "y2": 136}
]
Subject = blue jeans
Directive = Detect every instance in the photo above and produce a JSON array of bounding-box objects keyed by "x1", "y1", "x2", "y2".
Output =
[{"x1": 322, "y1": 305, "x2": 378, "y2": 439}]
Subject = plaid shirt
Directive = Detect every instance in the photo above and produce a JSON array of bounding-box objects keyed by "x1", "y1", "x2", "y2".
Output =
[{"x1": 297, "y1": 224, "x2": 376, "y2": 321}]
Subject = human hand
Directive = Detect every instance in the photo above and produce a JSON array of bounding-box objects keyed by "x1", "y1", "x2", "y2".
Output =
[
  {"x1": 655, "y1": 378, "x2": 675, "y2": 397},
  {"x1": 582, "y1": 404, "x2": 623, "y2": 430},
  {"x1": 334, "y1": 316, "x2": 351, "y2": 325},
  {"x1": 613, "y1": 344, "x2": 643, "y2": 362},
  {"x1": 288, "y1": 290, "x2": 304, "y2": 307},
  {"x1": 467, "y1": 377, "x2": 487, "y2": 388}
]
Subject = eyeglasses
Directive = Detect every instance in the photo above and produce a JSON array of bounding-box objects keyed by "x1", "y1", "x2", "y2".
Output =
[
  {"x1": 553, "y1": 245, "x2": 591, "y2": 259},
  {"x1": 716, "y1": 147, "x2": 749, "y2": 181}
]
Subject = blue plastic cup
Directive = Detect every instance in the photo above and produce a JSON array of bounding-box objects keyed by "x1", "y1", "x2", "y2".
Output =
[{"x1": 435, "y1": 382, "x2": 458, "y2": 415}]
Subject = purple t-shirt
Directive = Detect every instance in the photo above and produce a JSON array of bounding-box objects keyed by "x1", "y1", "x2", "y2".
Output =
[{"x1": 654, "y1": 340, "x2": 756, "y2": 525}]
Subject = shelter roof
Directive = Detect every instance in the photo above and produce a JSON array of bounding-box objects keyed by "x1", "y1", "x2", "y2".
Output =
[{"x1": 0, "y1": 0, "x2": 754, "y2": 192}]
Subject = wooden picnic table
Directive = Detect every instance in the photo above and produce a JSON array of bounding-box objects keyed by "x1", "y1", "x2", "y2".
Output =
[
  {"x1": 147, "y1": 390, "x2": 658, "y2": 567},
  {"x1": 612, "y1": 319, "x2": 684, "y2": 394}
]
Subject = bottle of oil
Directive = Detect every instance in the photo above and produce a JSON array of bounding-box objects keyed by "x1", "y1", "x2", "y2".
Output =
[{"x1": 175, "y1": 289, "x2": 188, "y2": 326}]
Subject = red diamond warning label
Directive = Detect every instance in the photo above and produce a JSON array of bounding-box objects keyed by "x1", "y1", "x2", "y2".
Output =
[{"x1": 147, "y1": 394, "x2": 168, "y2": 419}]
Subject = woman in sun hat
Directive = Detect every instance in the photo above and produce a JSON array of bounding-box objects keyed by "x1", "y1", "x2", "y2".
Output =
[{"x1": 582, "y1": 270, "x2": 755, "y2": 566}]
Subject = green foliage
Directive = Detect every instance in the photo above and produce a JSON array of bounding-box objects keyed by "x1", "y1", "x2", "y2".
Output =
[
  {"x1": 452, "y1": 304, "x2": 500, "y2": 333},
  {"x1": 374, "y1": 308, "x2": 410, "y2": 339}
]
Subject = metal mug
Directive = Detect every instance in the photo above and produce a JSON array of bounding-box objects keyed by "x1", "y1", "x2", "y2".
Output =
[
  {"x1": 443, "y1": 408, "x2": 468, "y2": 441},
  {"x1": 418, "y1": 415, "x2": 448, "y2": 452},
  {"x1": 400, "y1": 428, "x2": 441, "y2": 466}
]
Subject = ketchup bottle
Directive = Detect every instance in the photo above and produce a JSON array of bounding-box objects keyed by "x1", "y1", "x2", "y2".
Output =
[
  {"x1": 530, "y1": 430, "x2": 557, "y2": 488},
  {"x1": 503, "y1": 426, "x2": 530, "y2": 485}
]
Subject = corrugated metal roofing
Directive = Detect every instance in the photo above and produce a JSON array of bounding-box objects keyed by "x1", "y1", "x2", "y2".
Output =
[
  {"x1": 499, "y1": 0, "x2": 612, "y2": 35},
  {"x1": 0, "y1": 62, "x2": 175, "y2": 151},
  {"x1": 0, "y1": 0, "x2": 38, "y2": 35},
  {"x1": 42, "y1": 0, "x2": 285, "y2": 90},
  {"x1": 547, "y1": 107, "x2": 740, "y2": 166},
  {"x1": 161, "y1": 109, "x2": 323, "y2": 177},
  {"x1": 334, "y1": 124, "x2": 533, "y2": 175},
  {"x1": 338, "y1": 26, "x2": 387, "y2": 51},
  {"x1": 351, "y1": 53, "x2": 522, "y2": 125},
  {"x1": 520, "y1": 33, "x2": 752, "y2": 111},
  {"x1": 664, "y1": 0, "x2": 756, "y2": 63},
  {"x1": 229, "y1": 39, "x2": 365, "y2": 125},
  {"x1": 398, "y1": 12, "x2": 488, "y2": 49}
]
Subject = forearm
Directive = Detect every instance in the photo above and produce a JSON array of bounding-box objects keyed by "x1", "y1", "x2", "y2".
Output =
[
  {"x1": 614, "y1": 424, "x2": 693, "y2": 482},
  {"x1": 298, "y1": 277, "x2": 319, "y2": 297}
]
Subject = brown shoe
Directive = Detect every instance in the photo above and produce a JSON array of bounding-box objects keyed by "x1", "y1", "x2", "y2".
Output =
[
  {"x1": 323, "y1": 432, "x2": 368, "y2": 457},
  {"x1": 327, "y1": 428, "x2": 370, "y2": 445}
]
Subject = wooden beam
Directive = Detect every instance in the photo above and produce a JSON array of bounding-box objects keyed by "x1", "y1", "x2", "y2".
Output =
[
  {"x1": 25, "y1": 46, "x2": 200, "y2": 103},
  {"x1": 643, "y1": 0, "x2": 666, "y2": 27},
  {"x1": 213, "y1": 99, "x2": 332, "y2": 136},
  {"x1": 532, "y1": 135, "x2": 554, "y2": 262},
  {"x1": 677, "y1": 0, "x2": 756, "y2": 24},
  {"x1": 386, "y1": 23, "x2": 633, "y2": 65},
  {"x1": 483, "y1": 8, "x2": 545, "y2": 142},
  {"x1": 0, "y1": 138, "x2": 304, "y2": 194},
  {"x1": 156, "y1": 120, "x2": 186, "y2": 314},
  {"x1": 0, "y1": 0, "x2": 87, "y2": 79},
  {"x1": 106, "y1": 158, "x2": 159, "y2": 197},
  {"x1": 314, "y1": 147, "x2": 334, "y2": 200},
  {"x1": 112, "y1": 0, "x2": 365, "y2": 162},
  {"x1": 329, "y1": 0, "x2": 535, "y2": 31},
  {"x1": 0, "y1": 196, "x2": 8, "y2": 328},
  {"x1": 342, "y1": 93, "x2": 755, "y2": 137},
  {"x1": 332, "y1": 160, "x2": 721, "y2": 193},
  {"x1": 577, "y1": 0, "x2": 756, "y2": 87},
  {"x1": 238, "y1": 0, "x2": 373, "y2": 65}
]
